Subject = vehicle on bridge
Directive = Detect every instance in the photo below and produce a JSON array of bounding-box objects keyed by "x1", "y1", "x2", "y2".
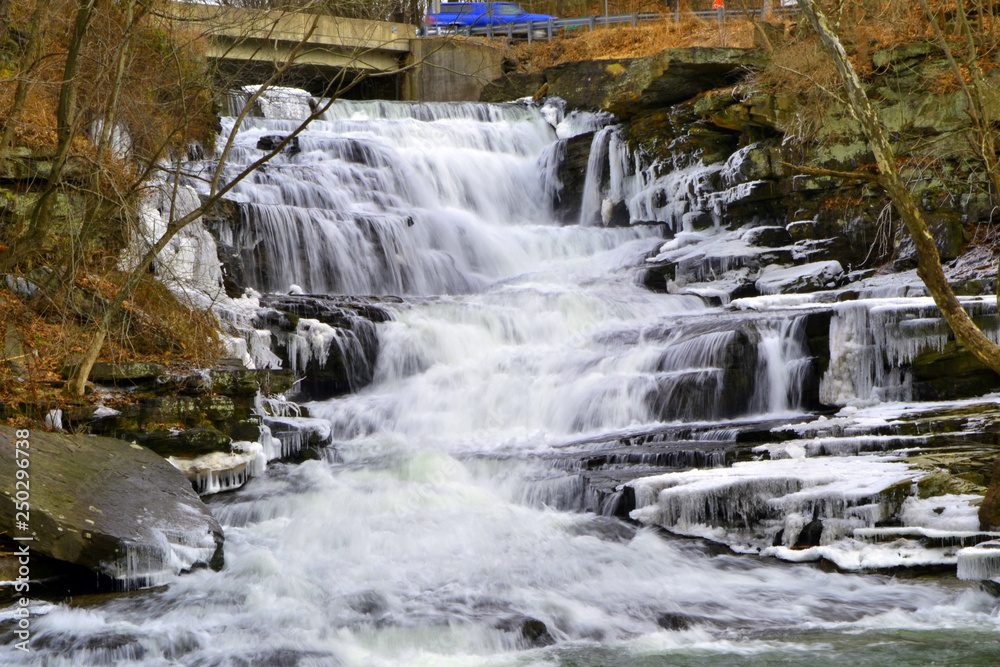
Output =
[{"x1": 425, "y1": 2, "x2": 557, "y2": 35}]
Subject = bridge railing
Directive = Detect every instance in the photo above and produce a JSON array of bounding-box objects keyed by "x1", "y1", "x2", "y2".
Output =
[{"x1": 423, "y1": 6, "x2": 797, "y2": 42}]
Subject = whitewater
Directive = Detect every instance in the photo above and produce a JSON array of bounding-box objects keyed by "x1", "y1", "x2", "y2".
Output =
[{"x1": 4, "y1": 91, "x2": 1000, "y2": 665}]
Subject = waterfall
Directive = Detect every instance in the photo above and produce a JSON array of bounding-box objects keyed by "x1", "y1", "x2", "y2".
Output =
[
  {"x1": 754, "y1": 316, "x2": 812, "y2": 414},
  {"x1": 12, "y1": 91, "x2": 1000, "y2": 667}
]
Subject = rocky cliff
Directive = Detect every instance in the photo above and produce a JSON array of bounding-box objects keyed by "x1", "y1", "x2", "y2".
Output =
[{"x1": 483, "y1": 43, "x2": 990, "y2": 274}]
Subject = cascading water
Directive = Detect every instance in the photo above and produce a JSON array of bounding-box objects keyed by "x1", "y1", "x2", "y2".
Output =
[{"x1": 6, "y1": 94, "x2": 1000, "y2": 666}]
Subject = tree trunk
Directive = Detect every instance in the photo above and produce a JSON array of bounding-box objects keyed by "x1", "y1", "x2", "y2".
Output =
[
  {"x1": 797, "y1": 0, "x2": 1000, "y2": 375},
  {"x1": 0, "y1": 0, "x2": 52, "y2": 162},
  {"x1": 66, "y1": 328, "x2": 105, "y2": 397},
  {"x1": 66, "y1": 62, "x2": 341, "y2": 396},
  {"x1": 0, "y1": 0, "x2": 10, "y2": 44},
  {"x1": 68, "y1": 0, "x2": 139, "y2": 278},
  {"x1": 24, "y1": 0, "x2": 98, "y2": 248}
]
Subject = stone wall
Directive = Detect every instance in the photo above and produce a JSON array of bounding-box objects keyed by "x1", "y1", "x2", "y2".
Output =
[{"x1": 405, "y1": 37, "x2": 506, "y2": 102}]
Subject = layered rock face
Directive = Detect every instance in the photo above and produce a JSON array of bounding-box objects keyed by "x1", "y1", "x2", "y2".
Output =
[
  {"x1": 254, "y1": 294, "x2": 393, "y2": 401},
  {"x1": 484, "y1": 44, "x2": 985, "y2": 274},
  {"x1": 481, "y1": 44, "x2": 1000, "y2": 406}
]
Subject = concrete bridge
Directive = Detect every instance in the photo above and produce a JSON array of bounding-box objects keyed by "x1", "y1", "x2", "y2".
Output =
[
  {"x1": 162, "y1": 2, "x2": 415, "y2": 73},
  {"x1": 160, "y1": 3, "x2": 504, "y2": 101}
]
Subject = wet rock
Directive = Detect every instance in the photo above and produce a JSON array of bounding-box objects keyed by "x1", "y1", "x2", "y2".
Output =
[
  {"x1": 742, "y1": 225, "x2": 792, "y2": 248},
  {"x1": 553, "y1": 132, "x2": 595, "y2": 223},
  {"x1": 256, "y1": 294, "x2": 392, "y2": 400},
  {"x1": 656, "y1": 612, "x2": 693, "y2": 631},
  {"x1": 0, "y1": 426, "x2": 223, "y2": 589},
  {"x1": 216, "y1": 243, "x2": 248, "y2": 298},
  {"x1": 87, "y1": 362, "x2": 167, "y2": 384},
  {"x1": 642, "y1": 260, "x2": 675, "y2": 292},
  {"x1": 644, "y1": 327, "x2": 758, "y2": 421},
  {"x1": 794, "y1": 516, "x2": 824, "y2": 548},
  {"x1": 346, "y1": 590, "x2": 389, "y2": 616},
  {"x1": 260, "y1": 294, "x2": 394, "y2": 326},
  {"x1": 496, "y1": 615, "x2": 555, "y2": 647},
  {"x1": 520, "y1": 618, "x2": 554, "y2": 646},
  {"x1": 256, "y1": 135, "x2": 300, "y2": 154}
]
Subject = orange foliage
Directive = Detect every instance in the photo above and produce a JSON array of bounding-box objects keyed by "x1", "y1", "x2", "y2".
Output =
[{"x1": 506, "y1": 16, "x2": 757, "y2": 72}]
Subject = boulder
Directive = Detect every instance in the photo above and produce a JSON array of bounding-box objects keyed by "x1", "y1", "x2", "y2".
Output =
[
  {"x1": 0, "y1": 426, "x2": 223, "y2": 589},
  {"x1": 494, "y1": 615, "x2": 555, "y2": 648},
  {"x1": 256, "y1": 135, "x2": 300, "y2": 154},
  {"x1": 479, "y1": 72, "x2": 545, "y2": 103},
  {"x1": 543, "y1": 48, "x2": 762, "y2": 117}
]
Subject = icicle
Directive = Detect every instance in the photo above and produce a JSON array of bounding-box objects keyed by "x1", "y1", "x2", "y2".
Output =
[
  {"x1": 629, "y1": 457, "x2": 918, "y2": 551},
  {"x1": 820, "y1": 297, "x2": 1000, "y2": 405},
  {"x1": 169, "y1": 442, "x2": 266, "y2": 495}
]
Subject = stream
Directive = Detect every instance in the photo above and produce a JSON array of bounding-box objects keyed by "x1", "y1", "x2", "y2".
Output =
[{"x1": 4, "y1": 93, "x2": 1000, "y2": 665}]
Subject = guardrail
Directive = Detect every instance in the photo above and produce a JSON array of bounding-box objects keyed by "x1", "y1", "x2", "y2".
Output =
[{"x1": 424, "y1": 6, "x2": 797, "y2": 42}]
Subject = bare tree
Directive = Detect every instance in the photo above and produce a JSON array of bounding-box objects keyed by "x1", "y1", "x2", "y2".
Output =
[
  {"x1": 795, "y1": 0, "x2": 1000, "y2": 374},
  {"x1": 916, "y1": 0, "x2": 1000, "y2": 220},
  {"x1": 0, "y1": 0, "x2": 426, "y2": 394},
  {"x1": 64, "y1": 0, "x2": 431, "y2": 394},
  {"x1": 0, "y1": 0, "x2": 53, "y2": 164},
  {"x1": 0, "y1": 0, "x2": 10, "y2": 44}
]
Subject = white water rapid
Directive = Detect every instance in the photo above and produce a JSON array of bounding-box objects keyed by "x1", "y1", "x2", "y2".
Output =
[{"x1": 4, "y1": 95, "x2": 1000, "y2": 665}]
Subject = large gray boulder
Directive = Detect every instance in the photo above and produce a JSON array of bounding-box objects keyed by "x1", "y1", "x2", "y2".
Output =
[
  {"x1": 0, "y1": 426, "x2": 223, "y2": 589},
  {"x1": 540, "y1": 48, "x2": 761, "y2": 116}
]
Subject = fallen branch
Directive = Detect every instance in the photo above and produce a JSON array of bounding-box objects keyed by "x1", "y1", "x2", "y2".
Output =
[{"x1": 781, "y1": 162, "x2": 880, "y2": 182}]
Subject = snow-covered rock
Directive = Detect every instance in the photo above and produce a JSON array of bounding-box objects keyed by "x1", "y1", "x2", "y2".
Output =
[{"x1": 755, "y1": 260, "x2": 845, "y2": 295}]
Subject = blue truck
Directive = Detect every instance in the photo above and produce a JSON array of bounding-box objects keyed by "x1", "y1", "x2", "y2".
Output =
[{"x1": 425, "y1": 2, "x2": 557, "y2": 35}]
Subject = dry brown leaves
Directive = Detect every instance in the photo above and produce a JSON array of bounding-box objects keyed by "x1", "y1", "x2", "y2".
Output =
[{"x1": 507, "y1": 17, "x2": 758, "y2": 72}]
